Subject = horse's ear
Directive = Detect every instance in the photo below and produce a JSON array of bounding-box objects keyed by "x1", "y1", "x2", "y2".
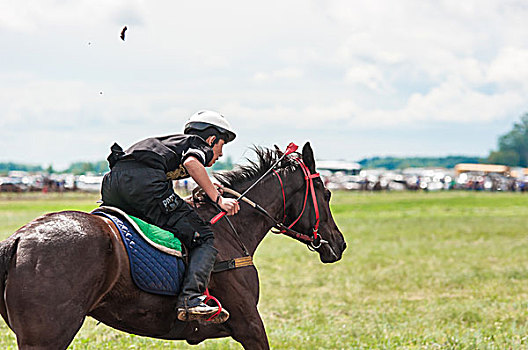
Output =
[
  {"x1": 274, "y1": 144, "x2": 284, "y2": 157},
  {"x1": 302, "y1": 142, "x2": 316, "y2": 173}
]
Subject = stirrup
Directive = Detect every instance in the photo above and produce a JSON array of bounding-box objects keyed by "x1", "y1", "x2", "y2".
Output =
[
  {"x1": 176, "y1": 303, "x2": 229, "y2": 323},
  {"x1": 206, "y1": 307, "x2": 230, "y2": 324},
  {"x1": 177, "y1": 303, "x2": 219, "y2": 322},
  {"x1": 202, "y1": 288, "x2": 230, "y2": 323}
]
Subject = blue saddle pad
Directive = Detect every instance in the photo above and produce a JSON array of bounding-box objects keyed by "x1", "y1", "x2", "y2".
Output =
[{"x1": 94, "y1": 211, "x2": 186, "y2": 296}]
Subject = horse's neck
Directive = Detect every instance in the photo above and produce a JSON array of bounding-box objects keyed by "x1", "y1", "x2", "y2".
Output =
[{"x1": 229, "y1": 168, "x2": 302, "y2": 255}]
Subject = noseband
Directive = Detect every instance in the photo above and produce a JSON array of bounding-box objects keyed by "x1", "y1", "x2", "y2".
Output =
[{"x1": 272, "y1": 157, "x2": 327, "y2": 249}]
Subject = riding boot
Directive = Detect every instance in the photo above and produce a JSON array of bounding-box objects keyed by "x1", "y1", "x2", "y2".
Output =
[{"x1": 176, "y1": 242, "x2": 229, "y2": 323}]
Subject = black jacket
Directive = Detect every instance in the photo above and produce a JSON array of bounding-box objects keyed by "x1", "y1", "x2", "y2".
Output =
[{"x1": 107, "y1": 134, "x2": 214, "y2": 180}]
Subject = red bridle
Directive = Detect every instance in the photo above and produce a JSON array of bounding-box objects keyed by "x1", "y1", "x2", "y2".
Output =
[{"x1": 272, "y1": 157, "x2": 321, "y2": 246}]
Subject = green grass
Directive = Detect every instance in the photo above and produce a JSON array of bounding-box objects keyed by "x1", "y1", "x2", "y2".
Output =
[{"x1": 1, "y1": 191, "x2": 528, "y2": 349}]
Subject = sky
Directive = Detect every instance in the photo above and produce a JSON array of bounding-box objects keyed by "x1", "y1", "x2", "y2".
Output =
[{"x1": 1, "y1": 0, "x2": 528, "y2": 170}]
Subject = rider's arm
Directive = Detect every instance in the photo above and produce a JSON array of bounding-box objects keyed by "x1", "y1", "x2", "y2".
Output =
[{"x1": 183, "y1": 156, "x2": 239, "y2": 215}]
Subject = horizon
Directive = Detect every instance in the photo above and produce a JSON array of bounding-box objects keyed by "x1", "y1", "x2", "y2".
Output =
[{"x1": 0, "y1": 153, "x2": 489, "y2": 173}]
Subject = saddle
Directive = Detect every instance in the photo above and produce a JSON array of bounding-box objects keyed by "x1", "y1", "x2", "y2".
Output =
[
  {"x1": 91, "y1": 205, "x2": 254, "y2": 296},
  {"x1": 92, "y1": 206, "x2": 186, "y2": 296}
]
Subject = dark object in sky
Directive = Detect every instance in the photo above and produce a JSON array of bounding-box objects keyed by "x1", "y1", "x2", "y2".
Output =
[{"x1": 120, "y1": 26, "x2": 127, "y2": 41}]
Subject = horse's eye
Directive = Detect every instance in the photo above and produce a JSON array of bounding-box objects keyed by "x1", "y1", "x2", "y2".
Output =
[{"x1": 324, "y1": 189, "x2": 331, "y2": 201}]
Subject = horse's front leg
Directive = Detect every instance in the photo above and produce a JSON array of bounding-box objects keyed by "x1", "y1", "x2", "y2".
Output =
[
  {"x1": 210, "y1": 267, "x2": 270, "y2": 349},
  {"x1": 229, "y1": 304, "x2": 269, "y2": 350}
]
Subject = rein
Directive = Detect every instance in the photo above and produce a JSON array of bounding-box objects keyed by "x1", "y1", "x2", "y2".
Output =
[{"x1": 211, "y1": 156, "x2": 326, "y2": 250}]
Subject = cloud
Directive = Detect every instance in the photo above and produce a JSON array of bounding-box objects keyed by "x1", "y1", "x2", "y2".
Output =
[
  {"x1": 345, "y1": 64, "x2": 391, "y2": 92},
  {"x1": 0, "y1": 0, "x2": 145, "y2": 32},
  {"x1": 253, "y1": 67, "x2": 304, "y2": 82},
  {"x1": 220, "y1": 100, "x2": 357, "y2": 128},
  {"x1": 368, "y1": 79, "x2": 525, "y2": 125},
  {"x1": 487, "y1": 47, "x2": 528, "y2": 90},
  {"x1": 0, "y1": 80, "x2": 86, "y2": 128},
  {"x1": 2, "y1": 0, "x2": 528, "y2": 165}
]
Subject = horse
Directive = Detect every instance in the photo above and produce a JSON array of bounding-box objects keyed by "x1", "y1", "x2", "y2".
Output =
[{"x1": 0, "y1": 142, "x2": 346, "y2": 349}]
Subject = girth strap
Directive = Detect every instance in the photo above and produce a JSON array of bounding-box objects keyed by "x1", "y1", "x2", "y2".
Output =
[{"x1": 212, "y1": 256, "x2": 253, "y2": 273}]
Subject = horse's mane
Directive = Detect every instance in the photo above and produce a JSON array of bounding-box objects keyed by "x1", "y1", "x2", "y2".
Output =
[{"x1": 214, "y1": 147, "x2": 298, "y2": 188}]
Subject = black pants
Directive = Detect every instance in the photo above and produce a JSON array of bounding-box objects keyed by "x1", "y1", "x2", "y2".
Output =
[{"x1": 101, "y1": 160, "x2": 214, "y2": 250}]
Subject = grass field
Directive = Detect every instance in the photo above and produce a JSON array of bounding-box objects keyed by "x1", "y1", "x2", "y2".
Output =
[{"x1": 0, "y1": 191, "x2": 527, "y2": 349}]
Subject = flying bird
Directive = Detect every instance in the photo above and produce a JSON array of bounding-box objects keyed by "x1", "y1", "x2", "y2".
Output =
[{"x1": 120, "y1": 26, "x2": 127, "y2": 41}]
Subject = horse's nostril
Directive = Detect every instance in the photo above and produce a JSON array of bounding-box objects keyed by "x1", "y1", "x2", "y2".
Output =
[{"x1": 342, "y1": 241, "x2": 347, "y2": 251}]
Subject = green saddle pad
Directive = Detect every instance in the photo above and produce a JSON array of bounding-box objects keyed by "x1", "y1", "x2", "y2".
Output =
[{"x1": 128, "y1": 215, "x2": 182, "y2": 252}]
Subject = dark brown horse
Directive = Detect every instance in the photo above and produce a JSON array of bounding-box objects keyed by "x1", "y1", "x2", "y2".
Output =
[{"x1": 0, "y1": 142, "x2": 346, "y2": 349}]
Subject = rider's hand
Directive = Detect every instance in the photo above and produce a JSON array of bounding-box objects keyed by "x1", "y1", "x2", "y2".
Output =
[
  {"x1": 184, "y1": 195, "x2": 200, "y2": 208},
  {"x1": 218, "y1": 197, "x2": 240, "y2": 216}
]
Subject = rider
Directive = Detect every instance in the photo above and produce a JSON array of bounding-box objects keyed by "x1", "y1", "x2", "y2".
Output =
[{"x1": 101, "y1": 110, "x2": 239, "y2": 323}]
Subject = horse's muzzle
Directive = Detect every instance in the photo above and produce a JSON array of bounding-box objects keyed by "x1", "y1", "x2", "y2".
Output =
[{"x1": 317, "y1": 233, "x2": 346, "y2": 263}]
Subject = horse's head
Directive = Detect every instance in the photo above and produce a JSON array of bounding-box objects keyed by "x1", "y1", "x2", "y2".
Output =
[
  {"x1": 213, "y1": 143, "x2": 346, "y2": 262},
  {"x1": 285, "y1": 142, "x2": 347, "y2": 263}
]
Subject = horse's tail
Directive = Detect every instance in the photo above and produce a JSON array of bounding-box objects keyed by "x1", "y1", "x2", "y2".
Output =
[{"x1": 0, "y1": 237, "x2": 20, "y2": 327}]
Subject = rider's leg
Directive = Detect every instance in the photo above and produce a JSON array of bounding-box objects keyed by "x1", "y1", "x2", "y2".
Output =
[
  {"x1": 179, "y1": 236, "x2": 216, "y2": 302},
  {"x1": 176, "y1": 237, "x2": 218, "y2": 318},
  {"x1": 100, "y1": 163, "x2": 229, "y2": 322},
  {"x1": 173, "y1": 211, "x2": 229, "y2": 323}
]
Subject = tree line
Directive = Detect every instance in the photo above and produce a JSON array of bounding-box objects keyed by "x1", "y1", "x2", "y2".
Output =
[
  {"x1": 0, "y1": 158, "x2": 234, "y2": 176},
  {"x1": 358, "y1": 156, "x2": 485, "y2": 170},
  {"x1": 487, "y1": 113, "x2": 528, "y2": 167},
  {"x1": 0, "y1": 161, "x2": 109, "y2": 176}
]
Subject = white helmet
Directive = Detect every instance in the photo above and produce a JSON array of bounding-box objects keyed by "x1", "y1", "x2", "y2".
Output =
[{"x1": 184, "y1": 110, "x2": 236, "y2": 143}]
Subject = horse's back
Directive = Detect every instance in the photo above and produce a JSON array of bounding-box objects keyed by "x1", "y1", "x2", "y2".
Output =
[
  {"x1": 3, "y1": 211, "x2": 123, "y2": 349},
  {"x1": 10, "y1": 211, "x2": 118, "y2": 275}
]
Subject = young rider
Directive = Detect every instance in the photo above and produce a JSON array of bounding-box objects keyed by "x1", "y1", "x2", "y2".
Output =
[{"x1": 101, "y1": 110, "x2": 239, "y2": 323}]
